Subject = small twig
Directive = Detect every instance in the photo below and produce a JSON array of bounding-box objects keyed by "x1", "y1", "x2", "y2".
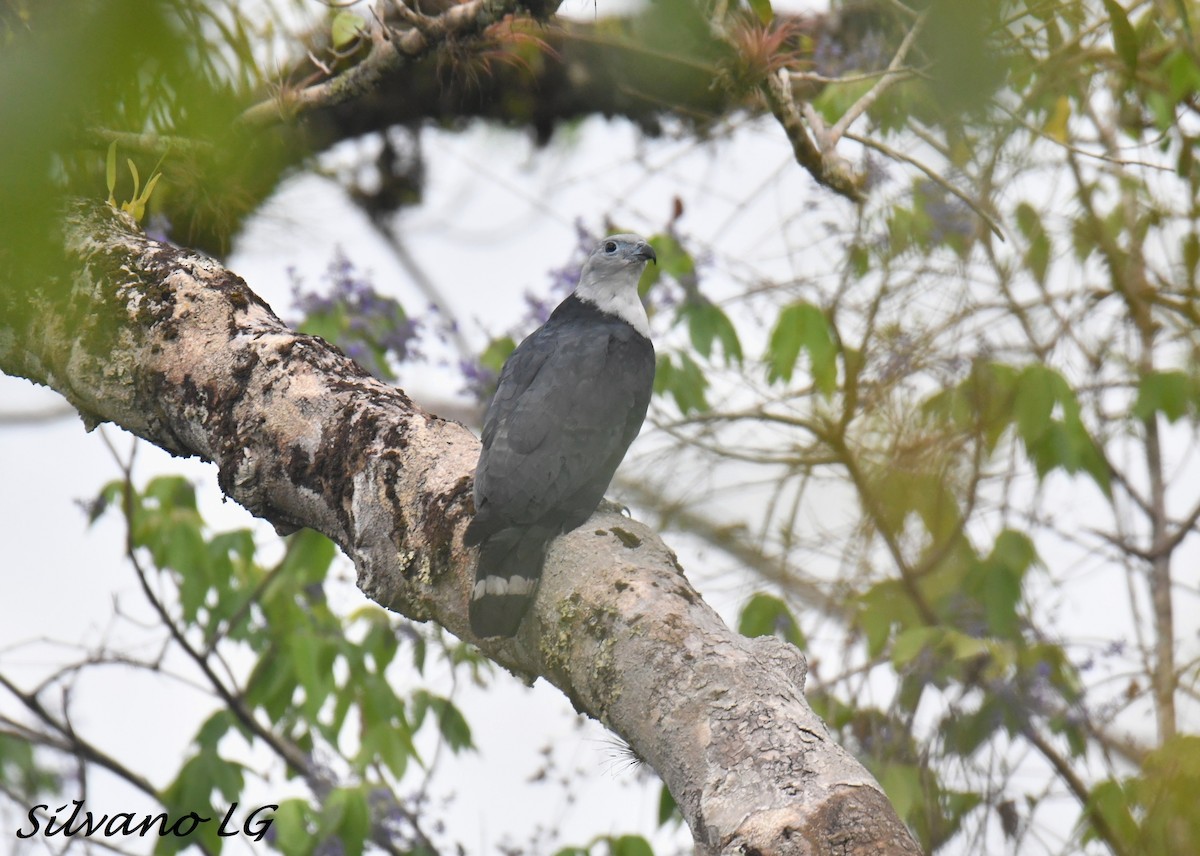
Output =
[
  {"x1": 997, "y1": 99, "x2": 1174, "y2": 171},
  {"x1": 113, "y1": 461, "x2": 317, "y2": 781},
  {"x1": 762, "y1": 69, "x2": 863, "y2": 201},
  {"x1": 800, "y1": 101, "x2": 833, "y2": 152},
  {"x1": 87, "y1": 127, "x2": 212, "y2": 157},
  {"x1": 1020, "y1": 724, "x2": 1134, "y2": 856},
  {"x1": 879, "y1": 0, "x2": 920, "y2": 18},
  {"x1": 1150, "y1": 495, "x2": 1200, "y2": 559},
  {"x1": 0, "y1": 674, "x2": 161, "y2": 802},
  {"x1": 844, "y1": 130, "x2": 1006, "y2": 241},
  {"x1": 828, "y1": 9, "x2": 928, "y2": 146},
  {"x1": 0, "y1": 404, "x2": 77, "y2": 424},
  {"x1": 790, "y1": 67, "x2": 922, "y2": 87}
]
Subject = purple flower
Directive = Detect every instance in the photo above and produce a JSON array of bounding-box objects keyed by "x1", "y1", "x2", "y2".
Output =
[
  {"x1": 916, "y1": 180, "x2": 974, "y2": 245},
  {"x1": 289, "y1": 248, "x2": 423, "y2": 380},
  {"x1": 460, "y1": 359, "x2": 498, "y2": 402}
]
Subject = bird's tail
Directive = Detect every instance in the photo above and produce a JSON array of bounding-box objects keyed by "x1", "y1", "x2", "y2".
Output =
[{"x1": 469, "y1": 525, "x2": 555, "y2": 638}]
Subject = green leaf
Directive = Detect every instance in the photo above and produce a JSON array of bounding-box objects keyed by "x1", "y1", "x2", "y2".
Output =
[
  {"x1": 158, "y1": 751, "x2": 245, "y2": 855},
  {"x1": 944, "y1": 629, "x2": 990, "y2": 662},
  {"x1": 1161, "y1": 47, "x2": 1200, "y2": 103},
  {"x1": 991, "y1": 530, "x2": 1037, "y2": 575},
  {"x1": 325, "y1": 788, "x2": 370, "y2": 856},
  {"x1": 128, "y1": 171, "x2": 162, "y2": 222},
  {"x1": 126, "y1": 158, "x2": 141, "y2": 200},
  {"x1": 608, "y1": 834, "x2": 655, "y2": 856},
  {"x1": 877, "y1": 763, "x2": 922, "y2": 821},
  {"x1": 413, "y1": 690, "x2": 474, "y2": 753},
  {"x1": 858, "y1": 580, "x2": 917, "y2": 658},
  {"x1": 358, "y1": 675, "x2": 418, "y2": 777},
  {"x1": 943, "y1": 698, "x2": 1003, "y2": 757},
  {"x1": 1014, "y1": 202, "x2": 1041, "y2": 239},
  {"x1": 271, "y1": 799, "x2": 314, "y2": 856},
  {"x1": 1013, "y1": 365, "x2": 1057, "y2": 444},
  {"x1": 1016, "y1": 200, "x2": 1050, "y2": 276},
  {"x1": 892, "y1": 626, "x2": 941, "y2": 668},
  {"x1": 245, "y1": 646, "x2": 300, "y2": 719},
  {"x1": 746, "y1": 0, "x2": 773, "y2": 25},
  {"x1": 1083, "y1": 780, "x2": 1139, "y2": 849},
  {"x1": 331, "y1": 11, "x2": 366, "y2": 49},
  {"x1": 1041, "y1": 95, "x2": 1070, "y2": 141},
  {"x1": 354, "y1": 607, "x2": 400, "y2": 672},
  {"x1": 1071, "y1": 215, "x2": 1097, "y2": 261},
  {"x1": 279, "y1": 527, "x2": 336, "y2": 586},
  {"x1": 737, "y1": 593, "x2": 805, "y2": 648},
  {"x1": 979, "y1": 565, "x2": 1023, "y2": 640},
  {"x1": 1102, "y1": 0, "x2": 1139, "y2": 71},
  {"x1": 1128, "y1": 735, "x2": 1200, "y2": 852},
  {"x1": 479, "y1": 336, "x2": 516, "y2": 375},
  {"x1": 638, "y1": 231, "x2": 695, "y2": 296},
  {"x1": 1026, "y1": 231, "x2": 1051, "y2": 284},
  {"x1": 144, "y1": 475, "x2": 198, "y2": 511},
  {"x1": 848, "y1": 242, "x2": 870, "y2": 277},
  {"x1": 0, "y1": 732, "x2": 58, "y2": 796},
  {"x1": 654, "y1": 352, "x2": 710, "y2": 414},
  {"x1": 359, "y1": 722, "x2": 412, "y2": 780},
  {"x1": 1133, "y1": 370, "x2": 1195, "y2": 422},
  {"x1": 87, "y1": 480, "x2": 126, "y2": 525},
  {"x1": 680, "y1": 298, "x2": 742, "y2": 365},
  {"x1": 765, "y1": 301, "x2": 837, "y2": 393},
  {"x1": 657, "y1": 783, "x2": 681, "y2": 827},
  {"x1": 813, "y1": 76, "x2": 876, "y2": 127},
  {"x1": 1184, "y1": 232, "x2": 1199, "y2": 281},
  {"x1": 289, "y1": 632, "x2": 335, "y2": 717},
  {"x1": 195, "y1": 710, "x2": 232, "y2": 751}
]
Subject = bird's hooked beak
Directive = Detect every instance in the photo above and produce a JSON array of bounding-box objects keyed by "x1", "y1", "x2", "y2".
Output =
[{"x1": 634, "y1": 241, "x2": 657, "y2": 265}]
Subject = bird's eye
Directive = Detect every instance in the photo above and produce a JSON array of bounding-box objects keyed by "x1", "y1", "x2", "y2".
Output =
[{"x1": 604, "y1": 241, "x2": 618, "y2": 254}]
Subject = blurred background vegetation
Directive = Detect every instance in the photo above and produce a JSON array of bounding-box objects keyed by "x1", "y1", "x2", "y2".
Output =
[{"x1": 2, "y1": 0, "x2": 1200, "y2": 853}]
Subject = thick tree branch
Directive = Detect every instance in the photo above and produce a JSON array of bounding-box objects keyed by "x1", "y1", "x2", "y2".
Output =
[
  {"x1": 0, "y1": 204, "x2": 921, "y2": 856},
  {"x1": 239, "y1": 0, "x2": 538, "y2": 126}
]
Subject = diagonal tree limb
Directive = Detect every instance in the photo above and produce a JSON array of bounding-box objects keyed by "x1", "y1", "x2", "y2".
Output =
[
  {"x1": 0, "y1": 202, "x2": 920, "y2": 856},
  {"x1": 762, "y1": 69, "x2": 865, "y2": 202},
  {"x1": 826, "y1": 9, "x2": 927, "y2": 146},
  {"x1": 844, "y1": 130, "x2": 1007, "y2": 241}
]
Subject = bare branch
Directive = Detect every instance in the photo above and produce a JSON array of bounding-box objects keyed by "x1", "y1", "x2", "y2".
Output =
[
  {"x1": 0, "y1": 673, "x2": 160, "y2": 802},
  {"x1": 762, "y1": 69, "x2": 865, "y2": 202},
  {"x1": 827, "y1": 9, "x2": 928, "y2": 146},
  {"x1": 845, "y1": 130, "x2": 1007, "y2": 241}
]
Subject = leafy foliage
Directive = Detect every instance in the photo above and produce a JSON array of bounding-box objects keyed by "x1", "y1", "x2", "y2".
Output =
[
  {"x1": 83, "y1": 476, "x2": 486, "y2": 854},
  {"x1": 737, "y1": 593, "x2": 806, "y2": 649},
  {"x1": 765, "y1": 301, "x2": 837, "y2": 393}
]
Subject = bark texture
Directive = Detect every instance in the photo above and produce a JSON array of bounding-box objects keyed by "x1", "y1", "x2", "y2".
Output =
[{"x1": 0, "y1": 203, "x2": 922, "y2": 856}]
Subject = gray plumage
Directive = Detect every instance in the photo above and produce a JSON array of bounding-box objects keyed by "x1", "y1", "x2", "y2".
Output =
[{"x1": 465, "y1": 234, "x2": 657, "y2": 638}]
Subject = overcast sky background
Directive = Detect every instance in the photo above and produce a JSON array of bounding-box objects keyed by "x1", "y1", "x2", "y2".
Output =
[{"x1": 3, "y1": 0, "x2": 1197, "y2": 853}]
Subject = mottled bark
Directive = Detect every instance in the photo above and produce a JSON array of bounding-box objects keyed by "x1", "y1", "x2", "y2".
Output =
[{"x1": 0, "y1": 203, "x2": 922, "y2": 856}]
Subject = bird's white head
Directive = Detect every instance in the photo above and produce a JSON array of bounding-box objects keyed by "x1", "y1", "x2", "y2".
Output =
[{"x1": 574, "y1": 234, "x2": 656, "y2": 338}]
